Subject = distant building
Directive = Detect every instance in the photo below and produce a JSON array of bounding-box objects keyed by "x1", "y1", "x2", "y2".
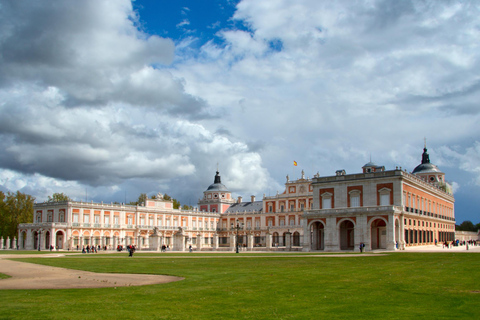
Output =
[{"x1": 17, "y1": 145, "x2": 455, "y2": 252}]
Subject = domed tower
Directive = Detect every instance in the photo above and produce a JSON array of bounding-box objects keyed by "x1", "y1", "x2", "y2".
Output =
[
  {"x1": 412, "y1": 144, "x2": 446, "y2": 186},
  {"x1": 198, "y1": 171, "x2": 235, "y2": 213}
]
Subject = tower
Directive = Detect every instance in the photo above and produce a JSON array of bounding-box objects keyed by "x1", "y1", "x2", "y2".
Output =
[{"x1": 197, "y1": 171, "x2": 235, "y2": 213}]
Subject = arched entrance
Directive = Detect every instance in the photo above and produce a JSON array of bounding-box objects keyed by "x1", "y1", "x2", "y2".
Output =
[
  {"x1": 45, "y1": 231, "x2": 51, "y2": 250},
  {"x1": 293, "y1": 231, "x2": 300, "y2": 246},
  {"x1": 339, "y1": 220, "x2": 355, "y2": 250},
  {"x1": 20, "y1": 231, "x2": 27, "y2": 249},
  {"x1": 55, "y1": 231, "x2": 64, "y2": 249},
  {"x1": 371, "y1": 219, "x2": 387, "y2": 249},
  {"x1": 272, "y1": 232, "x2": 279, "y2": 247},
  {"x1": 310, "y1": 221, "x2": 324, "y2": 250},
  {"x1": 34, "y1": 231, "x2": 39, "y2": 250}
]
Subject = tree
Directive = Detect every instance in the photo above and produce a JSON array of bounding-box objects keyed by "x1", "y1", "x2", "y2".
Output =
[
  {"x1": 0, "y1": 191, "x2": 35, "y2": 239},
  {"x1": 47, "y1": 192, "x2": 71, "y2": 202},
  {"x1": 456, "y1": 220, "x2": 475, "y2": 231},
  {"x1": 182, "y1": 204, "x2": 193, "y2": 210},
  {"x1": 128, "y1": 193, "x2": 148, "y2": 206}
]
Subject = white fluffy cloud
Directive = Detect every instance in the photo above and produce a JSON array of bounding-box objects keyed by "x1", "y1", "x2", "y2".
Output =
[{"x1": 1, "y1": 0, "x2": 480, "y2": 222}]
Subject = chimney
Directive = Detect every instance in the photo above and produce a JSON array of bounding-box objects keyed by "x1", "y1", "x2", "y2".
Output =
[
  {"x1": 238, "y1": 196, "x2": 242, "y2": 203},
  {"x1": 251, "y1": 195, "x2": 255, "y2": 202}
]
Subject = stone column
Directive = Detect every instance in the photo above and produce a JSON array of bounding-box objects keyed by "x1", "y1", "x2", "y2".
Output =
[
  {"x1": 266, "y1": 233, "x2": 272, "y2": 249},
  {"x1": 302, "y1": 217, "x2": 310, "y2": 252},
  {"x1": 324, "y1": 216, "x2": 337, "y2": 252},
  {"x1": 26, "y1": 231, "x2": 33, "y2": 250},
  {"x1": 0, "y1": 237, "x2": 4, "y2": 249},
  {"x1": 356, "y1": 215, "x2": 368, "y2": 252},
  {"x1": 285, "y1": 232, "x2": 292, "y2": 251},
  {"x1": 399, "y1": 214, "x2": 406, "y2": 250},
  {"x1": 39, "y1": 233, "x2": 45, "y2": 250},
  {"x1": 213, "y1": 234, "x2": 218, "y2": 250},
  {"x1": 14, "y1": 237, "x2": 17, "y2": 250},
  {"x1": 230, "y1": 234, "x2": 236, "y2": 251},
  {"x1": 248, "y1": 234, "x2": 254, "y2": 250},
  {"x1": 113, "y1": 236, "x2": 117, "y2": 249},
  {"x1": 386, "y1": 214, "x2": 396, "y2": 250},
  {"x1": 197, "y1": 234, "x2": 202, "y2": 251}
]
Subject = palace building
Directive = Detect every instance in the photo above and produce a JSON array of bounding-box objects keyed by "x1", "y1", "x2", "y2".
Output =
[{"x1": 16, "y1": 146, "x2": 455, "y2": 252}]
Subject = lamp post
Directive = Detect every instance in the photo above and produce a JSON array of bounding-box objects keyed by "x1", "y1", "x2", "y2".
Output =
[{"x1": 231, "y1": 219, "x2": 243, "y2": 254}]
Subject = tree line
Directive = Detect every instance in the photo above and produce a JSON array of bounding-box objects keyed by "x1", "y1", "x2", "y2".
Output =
[{"x1": 455, "y1": 220, "x2": 480, "y2": 232}]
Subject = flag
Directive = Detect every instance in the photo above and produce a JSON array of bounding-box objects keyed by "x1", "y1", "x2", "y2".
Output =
[{"x1": 293, "y1": 161, "x2": 297, "y2": 166}]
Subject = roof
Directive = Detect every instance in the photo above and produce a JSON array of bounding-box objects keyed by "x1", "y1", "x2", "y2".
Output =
[
  {"x1": 225, "y1": 201, "x2": 263, "y2": 213},
  {"x1": 205, "y1": 171, "x2": 230, "y2": 192},
  {"x1": 412, "y1": 147, "x2": 443, "y2": 174}
]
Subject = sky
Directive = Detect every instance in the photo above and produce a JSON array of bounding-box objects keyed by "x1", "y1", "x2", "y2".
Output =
[{"x1": 0, "y1": 0, "x2": 479, "y2": 223}]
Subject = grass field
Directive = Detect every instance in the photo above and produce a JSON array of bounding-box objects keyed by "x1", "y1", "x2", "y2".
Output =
[{"x1": 0, "y1": 252, "x2": 479, "y2": 319}]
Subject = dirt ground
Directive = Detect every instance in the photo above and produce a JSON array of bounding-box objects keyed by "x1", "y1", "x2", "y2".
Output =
[{"x1": 0, "y1": 254, "x2": 183, "y2": 290}]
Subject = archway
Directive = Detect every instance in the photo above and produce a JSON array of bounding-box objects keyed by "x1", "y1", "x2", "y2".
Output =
[
  {"x1": 371, "y1": 219, "x2": 387, "y2": 249},
  {"x1": 20, "y1": 231, "x2": 27, "y2": 249},
  {"x1": 310, "y1": 221, "x2": 325, "y2": 250},
  {"x1": 34, "y1": 231, "x2": 39, "y2": 250},
  {"x1": 272, "y1": 232, "x2": 279, "y2": 247},
  {"x1": 55, "y1": 231, "x2": 64, "y2": 249},
  {"x1": 339, "y1": 220, "x2": 355, "y2": 250},
  {"x1": 45, "y1": 231, "x2": 51, "y2": 250},
  {"x1": 293, "y1": 231, "x2": 300, "y2": 247}
]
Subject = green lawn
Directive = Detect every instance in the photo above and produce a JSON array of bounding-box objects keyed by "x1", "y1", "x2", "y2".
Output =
[{"x1": 0, "y1": 253, "x2": 478, "y2": 319}]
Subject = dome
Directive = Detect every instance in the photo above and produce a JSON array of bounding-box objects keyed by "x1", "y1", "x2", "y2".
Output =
[
  {"x1": 412, "y1": 162, "x2": 441, "y2": 174},
  {"x1": 205, "y1": 171, "x2": 229, "y2": 192},
  {"x1": 412, "y1": 147, "x2": 442, "y2": 174},
  {"x1": 362, "y1": 161, "x2": 377, "y2": 168}
]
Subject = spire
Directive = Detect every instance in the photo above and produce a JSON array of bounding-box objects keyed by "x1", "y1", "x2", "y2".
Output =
[
  {"x1": 214, "y1": 171, "x2": 221, "y2": 184},
  {"x1": 421, "y1": 144, "x2": 430, "y2": 164}
]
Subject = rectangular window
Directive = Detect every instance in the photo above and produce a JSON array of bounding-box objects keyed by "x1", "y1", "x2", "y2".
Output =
[
  {"x1": 83, "y1": 215, "x2": 90, "y2": 223},
  {"x1": 351, "y1": 195, "x2": 360, "y2": 207},
  {"x1": 73, "y1": 214, "x2": 79, "y2": 223},
  {"x1": 105, "y1": 216, "x2": 110, "y2": 224},
  {"x1": 380, "y1": 194, "x2": 390, "y2": 206},
  {"x1": 322, "y1": 198, "x2": 332, "y2": 209}
]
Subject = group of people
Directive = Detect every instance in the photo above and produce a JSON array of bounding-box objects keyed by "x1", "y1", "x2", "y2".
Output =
[
  {"x1": 442, "y1": 239, "x2": 478, "y2": 249},
  {"x1": 80, "y1": 245, "x2": 105, "y2": 253},
  {"x1": 161, "y1": 244, "x2": 170, "y2": 252}
]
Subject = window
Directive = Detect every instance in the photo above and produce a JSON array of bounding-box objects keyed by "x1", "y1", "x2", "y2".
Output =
[
  {"x1": 84, "y1": 215, "x2": 90, "y2": 223},
  {"x1": 95, "y1": 215, "x2": 100, "y2": 224},
  {"x1": 73, "y1": 214, "x2": 79, "y2": 223},
  {"x1": 351, "y1": 195, "x2": 360, "y2": 207},
  {"x1": 289, "y1": 218, "x2": 295, "y2": 226},
  {"x1": 321, "y1": 192, "x2": 332, "y2": 209},
  {"x1": 105, "y1": 216, "x2": 110, "y2": 225},
  {"x1": 255, "y1": 220, "x2": 260, "y2": 228},
  {"x1": 378, "y1": 188, "x2": 391, "y2": 206},
  {"x1": 280, "y1": 205, "x2": 284, "y2": 212},
  {"x1": 127, "y1": 217, "x2": 133, "y2": 225},
  {"x1": 114, "y1": 216, "x2": 119, "y2": 225},
  {"x1": 280, "y1": 220, "x2": 285, "y2": 226},
  {"x1": 290, "y1": 204, "x2": 295, "y2": 211},
  {"x1": 268, "y1": 220, "x2": 273, "y2": 227}
]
